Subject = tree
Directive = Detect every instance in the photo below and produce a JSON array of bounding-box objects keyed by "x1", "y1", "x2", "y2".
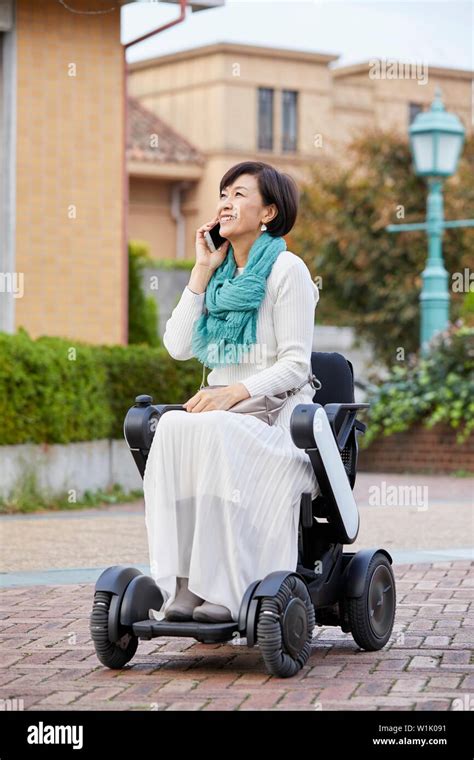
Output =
[{"x1": 292, "y1": 130, "x2": 474, "y2": 368}]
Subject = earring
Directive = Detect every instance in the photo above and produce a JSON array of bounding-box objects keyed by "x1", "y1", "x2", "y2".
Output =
[{"x1": 260, "y1": 223, "x2": 267, "y2": 231}]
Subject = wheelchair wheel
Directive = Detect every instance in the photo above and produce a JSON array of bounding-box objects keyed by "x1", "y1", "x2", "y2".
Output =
[
  {"x1": 347, "y1": 553, "x2": 396, "y2": 651},
  {"x1": 256, "y1": 574, "x2": 315, "y2": 678},
  {"x1": 90, "y1": 590, "x2": 138, "y2": 669}
]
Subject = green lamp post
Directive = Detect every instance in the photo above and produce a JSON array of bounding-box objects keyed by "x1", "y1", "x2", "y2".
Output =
[{"x1": 386, "y1": 86, "x2": 474, "y2": 355}]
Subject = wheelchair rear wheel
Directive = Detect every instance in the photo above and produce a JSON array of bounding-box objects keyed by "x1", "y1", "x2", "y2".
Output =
[
  {"x1": 347, "y1": 553, "x2": 396, "y2": 651},
  {"x1": 256, "y1": 575, "x2": 315, "y2": 678},
  {"x1": 90, "y1": 590, "x2": 138, "y2": 669}
]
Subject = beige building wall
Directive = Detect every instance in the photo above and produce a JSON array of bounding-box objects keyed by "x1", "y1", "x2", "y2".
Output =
[
  {"x1": 15, "y1": 0, "x2": 126, "y2": 345},
  {"x1": 332, "y1": 64, "x2": 473, "y2": 149},
  {"x1": 129, "y1": 44, "x2": 336, "y2": 162},
  {"x1": 128, "y1": 176, "x2": 202, "y2": 261},
  {"x1": 129, "y1": 178, "x2": 175, "y2": 259}
]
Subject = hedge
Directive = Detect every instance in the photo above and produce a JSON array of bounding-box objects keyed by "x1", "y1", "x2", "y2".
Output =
[{"x1": 0, "y1": 328, "x2": 202, "y2": 445}]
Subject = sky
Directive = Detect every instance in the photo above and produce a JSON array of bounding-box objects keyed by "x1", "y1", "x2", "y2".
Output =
[{"x1": 121, "y1": 0, "x2": 473, "y2": 72}]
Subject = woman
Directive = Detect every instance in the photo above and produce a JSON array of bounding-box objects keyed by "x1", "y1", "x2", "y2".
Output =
[{"x1": 143, "y1": 160, "x2": 321, "y2": 625}]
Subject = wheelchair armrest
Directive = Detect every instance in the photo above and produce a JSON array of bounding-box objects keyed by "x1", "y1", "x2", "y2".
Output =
[
  {"x1": 123, "y1": 396, "x2": 186, "y2": 479},
  {"x1": 290, "y1": 402, "x2": 369, "y2": 452},
  {"x1": 323, "y1": 403, "x2": 369, "y2": 450},
  {"x1": 124, "y1": 396, "x2": 185, "y2": 449}
]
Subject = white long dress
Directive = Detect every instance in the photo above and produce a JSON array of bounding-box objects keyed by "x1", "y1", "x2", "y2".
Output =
[{"x1": 143, "y1": 250, "x2": 321, "y2": 623}]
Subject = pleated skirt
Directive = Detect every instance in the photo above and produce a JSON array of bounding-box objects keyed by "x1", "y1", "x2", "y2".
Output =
[{"x1": 142, "y1": 407, "x2": 321, "y2": 623}]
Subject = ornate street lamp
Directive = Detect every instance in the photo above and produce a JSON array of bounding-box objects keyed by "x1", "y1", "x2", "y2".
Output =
[
  {"x1": 409, "y1": 86, "x2": 465, "y2": 177},
  {"x1": 387, "y1": 86, "x2": 474, "y2": 354}
]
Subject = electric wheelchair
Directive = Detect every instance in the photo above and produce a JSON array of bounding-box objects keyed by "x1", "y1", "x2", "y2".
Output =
[{"x1": 90, "y1": 351, "x2": 396, "y2": 678}]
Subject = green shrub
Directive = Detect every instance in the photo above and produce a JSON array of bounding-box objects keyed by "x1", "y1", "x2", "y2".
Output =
[
  {"x1": 146, "y1": 257, "x2": 194, "y2": 271},
  {"x1": 361, "y1": 321, "x2": 474, "y2": 447},
  {"x1": 0, "y1": 328, "x2": 113, "y2": 444},
  {"x1": 461, "y1": 290, "x2": 474, "y2": 326},
  {"x1": 128, "y1": 240, "x2": 160, "y2": 347},
  {"x1": 95, "y1": 343, "x2": 202, "y2": 440},
  {"x1": 0, "y1": 328, "x2": 202, "y2": 444}
]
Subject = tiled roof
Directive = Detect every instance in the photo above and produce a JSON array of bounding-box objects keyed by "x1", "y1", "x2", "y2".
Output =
[{"x1": 127, "y1": 96, "x2": 205, "y2": 166}]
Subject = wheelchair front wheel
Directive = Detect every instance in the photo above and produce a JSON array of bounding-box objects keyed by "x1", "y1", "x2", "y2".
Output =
[
  {"x1": 90, "y1": 590, "x2": 138, "y2": 669},
  {"x1": 256, "y1": 574, "x2": 315, "y2": 678}
]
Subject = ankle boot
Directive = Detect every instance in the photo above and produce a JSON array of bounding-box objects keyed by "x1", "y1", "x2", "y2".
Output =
[{"x1": 164, "y1": 577, "x2": 204, "y2": 621}]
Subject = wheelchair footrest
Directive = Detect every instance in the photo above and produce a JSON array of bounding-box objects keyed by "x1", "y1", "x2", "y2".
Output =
[{"x1": 132, "y1": 619, "x2": 239, "y2": 643}]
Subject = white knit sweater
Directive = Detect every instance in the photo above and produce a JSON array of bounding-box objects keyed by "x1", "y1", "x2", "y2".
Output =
[{"x1": 163, "y1": 250, "x2": 319, "y2": 427}]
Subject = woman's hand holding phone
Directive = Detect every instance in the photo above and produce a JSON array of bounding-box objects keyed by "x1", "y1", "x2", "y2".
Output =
[{"x1": 195, "y1": 216, "x2": 230, "y2": 272}]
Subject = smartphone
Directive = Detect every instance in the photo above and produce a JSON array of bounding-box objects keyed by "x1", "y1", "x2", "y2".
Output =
[{"x1": 204, "y1": 222, "x2": 227, "y2": 253}]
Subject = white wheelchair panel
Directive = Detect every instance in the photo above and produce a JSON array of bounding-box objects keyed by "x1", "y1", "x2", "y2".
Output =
[{"x1": 312, "y1": 407, "x2": 359, "y2": 541}]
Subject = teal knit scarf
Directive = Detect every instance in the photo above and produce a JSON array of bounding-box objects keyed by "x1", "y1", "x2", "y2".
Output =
[{"x1": 191, "y1": 231, "x2": 287, "y2": 368}]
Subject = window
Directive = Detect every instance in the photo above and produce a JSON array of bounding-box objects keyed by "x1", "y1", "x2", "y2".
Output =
[
  {"x1": 258, "y1": 87, "x2": 274, "y2": 151},
  {"x1": 282, "y1": 90, "x2": 298, "y2": 152},
  {"x1": 409, "y1": 102, "x2": 423, "y2": 126}
]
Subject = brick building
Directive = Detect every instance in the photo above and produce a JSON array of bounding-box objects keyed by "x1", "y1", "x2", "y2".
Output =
[{"x1": 0, "y1": 0, "x2": 136, "y2": 345}]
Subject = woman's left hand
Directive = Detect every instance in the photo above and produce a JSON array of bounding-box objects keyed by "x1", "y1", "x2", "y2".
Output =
[{"x1": 184, "y1": 384, "x2": 249, "y2": 414}]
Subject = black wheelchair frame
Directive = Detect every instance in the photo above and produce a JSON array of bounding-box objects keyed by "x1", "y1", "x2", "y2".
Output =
[{"x1": 90, "y1": 351, "x2": 396, "y2": 678}]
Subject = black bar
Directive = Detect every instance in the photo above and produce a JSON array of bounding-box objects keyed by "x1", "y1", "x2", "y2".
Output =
[{"x1": 0, "y1": 709, "x2": 472, "y2": 757}]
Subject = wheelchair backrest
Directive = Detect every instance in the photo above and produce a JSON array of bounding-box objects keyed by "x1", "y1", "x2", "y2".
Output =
[{"x1": 310, "y1": 351, "x2": 355, "y2": 406}]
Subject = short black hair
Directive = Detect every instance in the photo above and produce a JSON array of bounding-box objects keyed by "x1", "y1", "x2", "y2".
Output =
[{"x1": 219, "y1": 161, "x2": 299, "y2": 237}]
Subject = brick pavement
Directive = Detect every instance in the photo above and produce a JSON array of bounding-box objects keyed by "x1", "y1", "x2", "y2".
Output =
[{"x1": 0, "y1": 561, "x2": 472, "y2": 711}]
